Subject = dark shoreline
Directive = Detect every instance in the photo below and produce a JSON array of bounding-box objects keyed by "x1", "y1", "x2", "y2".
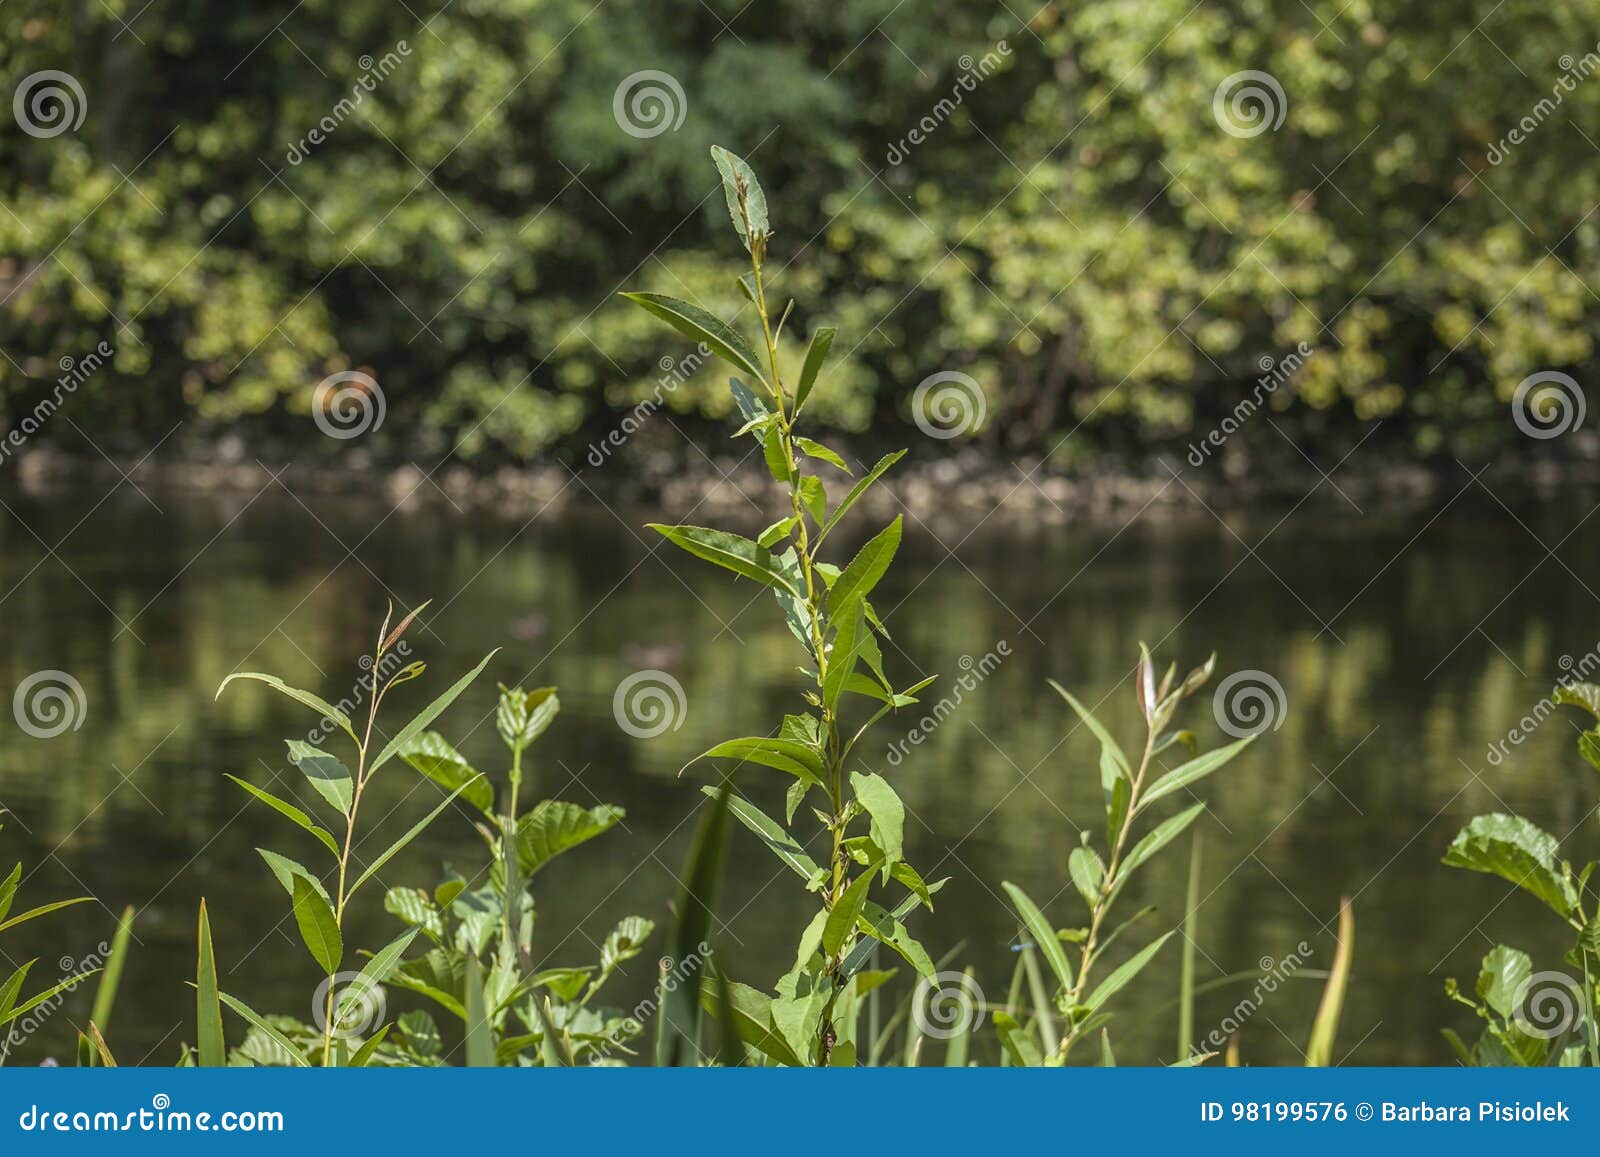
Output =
[{"x1": 3, "y1": 443, "x2": 1596, "y2": 534}]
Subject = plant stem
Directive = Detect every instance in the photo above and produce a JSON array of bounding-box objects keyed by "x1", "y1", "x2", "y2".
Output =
[
  {"x1": 748, "y1": 245, "x2": 851, "y2": 1065},
  {"x1": 1058, "y1": 722, "x2": 1158, "y2": 1061}
]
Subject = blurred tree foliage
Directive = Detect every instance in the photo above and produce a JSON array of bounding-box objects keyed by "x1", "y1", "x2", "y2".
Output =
[{"x1": 1, "y1": 0, "x2": 1593, "y2": 468}]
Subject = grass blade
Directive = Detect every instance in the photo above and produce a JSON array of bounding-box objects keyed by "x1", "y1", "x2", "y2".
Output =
[
  {"x1": 196, "y1": 900, "x2": 225, "y2": 1067},
  {"x1": 1305, "y1": 896, "x2": 1354, "y2": 1066}
]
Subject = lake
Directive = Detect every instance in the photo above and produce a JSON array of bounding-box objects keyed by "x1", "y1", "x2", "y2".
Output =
[{"x1": 0, "y1": 476, "x2": 1594, "y2": 1066}]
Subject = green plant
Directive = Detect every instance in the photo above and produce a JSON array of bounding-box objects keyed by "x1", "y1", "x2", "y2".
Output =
[
  {"x1": 1442, "y1": 682, "x2": 1600, "y2": 1066},
  {"x1": 213, "y1": 603, "x2": 495, "y2": 1065},
  {"x1": 996, "y1": 648, "x2": 1253, "y2": 1065},
  {"x1": 382, "y1": 682, "x2": 654, "y2": 1066},
  {"x1": 623, "y1": 147, "x2": 943, "y2": 1066},
  {"x1": 0, "y1": 821, "x2": 96, "y2": 1065}
]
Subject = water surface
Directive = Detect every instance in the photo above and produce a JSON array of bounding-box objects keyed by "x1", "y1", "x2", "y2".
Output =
[{"x1": 1, "y1": 477, "x2": 1595, "y2": 1065}]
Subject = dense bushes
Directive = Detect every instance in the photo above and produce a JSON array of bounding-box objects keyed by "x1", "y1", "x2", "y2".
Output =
[{"x1": 4, "y1": 2, "x2": 1597, "y2": 470}]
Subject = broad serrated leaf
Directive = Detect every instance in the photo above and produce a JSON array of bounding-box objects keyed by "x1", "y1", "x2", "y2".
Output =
[
  {"x1": 517, "y1": 800, "x2": 625, "y2": 875},
  {"x1": 398, "y1": 731, "x2": 494, "y2": 815},
  {"x1": 1443, "y1": 813, "x2": 1578, "y2": 917}
]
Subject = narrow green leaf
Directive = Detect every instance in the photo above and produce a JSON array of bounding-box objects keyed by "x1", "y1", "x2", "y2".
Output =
[
  {"x1": 349, "y1": 778, "x2": 484, "y2": 900},
  {"x1": 1049, "y1": 682, "x2": 1130, "y2": 778},
  {"x1": 217, "y1": 992, "x2": 310, "y2": 1066},
  {"x1": 91, "y1": 905, "x2": 135, "y2": 1033},
  {"x1": 1085, "y1": 932, "x2": 1174, "y2": 1012},
  {"x1": 795, "y1": 326, "x2": 835, "y2": 412},
  {"x1": 284, "y1": 741, "x2": 353, "y2": 816},
  {"x1": 829, "y1": 516, "x2": 902, "y2": 612},
  {"x1": 657, "y1": 784, "x2": 732, "y2": 1066},
  {"x1": 648, "y1": 524, "x2": 803, "y2": 599},
  {"x1": 619, "y1": 291, "x2": 765, "y2": 382},
  {"x1": 817, "y1": 451, "x2": 906, "y2": 546},
  {"x1": 369, "y1": 650, "x2": 499, "y2": 774},
  {"x1": 851, "y1": 770, "x2": 905, "y2": 868},
  {"x1": 215, "y1": 673, "x2": 356, "y2": 743},
  {"x1": 823, "y1": 871, "x2": 876, "y2": 957},
  {"x1": 1001, "y1": 882, "x2": 1074, "y2": 994},
  {"x1": 1139, "y1": 737, "x2": 1254, "y2": 811},
  {"x1": 1068, "y1": 846, "x2": 1104, "y2": 906},
  {"x1": 464, "y1": 956, "x2": 494, "y2": 1068},
  {"x1": 1120, "y1": 803, "x2": 1207, "y2": 881},
  {"x1": 796, "y1": 437, "x2": 850, "y2": 473},
  {"x1": 225, "y1": 774, "x2": 340, "y2": 855},
  {"x1": 1305, "y1": 898, "x2": 1354, "y2": 1066},
  {"x1": 291, "y1": 875, "x2": 342, "y2": 974},
  {"x1": 708, "y1": 787, "x2": 819, "y2": 880}
]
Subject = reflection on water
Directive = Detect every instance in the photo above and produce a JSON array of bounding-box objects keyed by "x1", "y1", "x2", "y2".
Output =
[{"x1": 1, "y1": 481, "x2": 1596, "y2": 1065}]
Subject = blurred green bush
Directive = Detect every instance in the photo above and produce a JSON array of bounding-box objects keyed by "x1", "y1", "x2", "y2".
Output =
[{"x1": 1, "y1": 0, "x2": 1591, "y2": 468}]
